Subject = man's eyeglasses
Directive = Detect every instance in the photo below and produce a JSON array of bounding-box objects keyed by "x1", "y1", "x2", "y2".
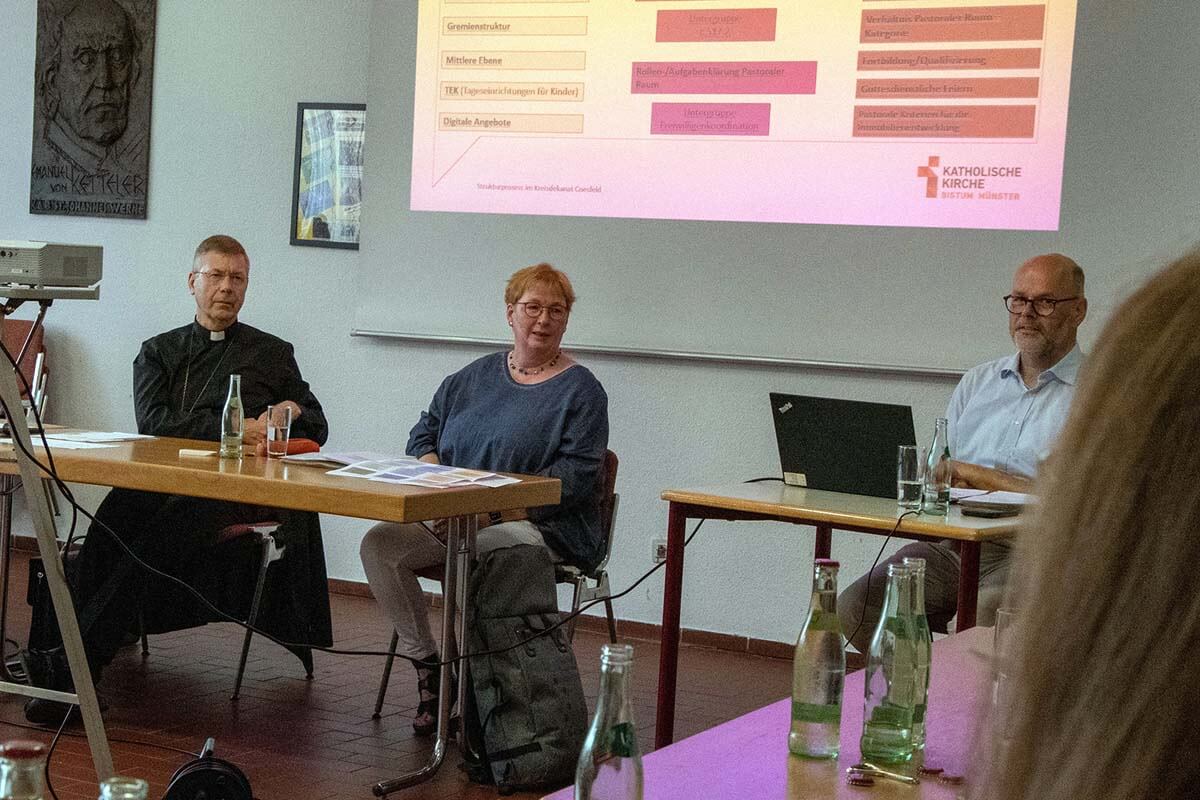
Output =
[
  {"x1": 1003, "y1": 295, "x2": 1078, "y2": 317},
  {"x1": 515, "y1": 301, "x2": 568, "y2": 321},
  {"x1": 195, "y1": 269, "x2": 247, "y2": 287}
]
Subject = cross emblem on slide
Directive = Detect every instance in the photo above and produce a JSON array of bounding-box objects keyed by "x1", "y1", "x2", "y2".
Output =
[{"x1": 917, "y1": 156, "x2": 940, "y2": 198}]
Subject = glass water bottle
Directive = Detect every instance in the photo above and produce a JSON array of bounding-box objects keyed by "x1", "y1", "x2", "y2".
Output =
[
  {"x1": 98, "y1": 777, "x2": 149, "y2": 800},
  {"x1": 922, "y1": 417, "x2": 951, "y2": 514},
  {"x1": 789, "y1": 558, "x2": 846, "y2": 759},
  {"x1": 860, "y1": 564, "x2": 919, "y2": 763},
  {"x1": 902, "y1": 557, "x2": 932, "y2": 751},
  {"x1": 575, "y1": 644, "x2": 643, "y2": 800},
  {"x1": 219, "y1": 373, "x2": 244, "y2": 459},
  {"x1": 0, "y1": 741, "x2": 47, "y2": 800}
]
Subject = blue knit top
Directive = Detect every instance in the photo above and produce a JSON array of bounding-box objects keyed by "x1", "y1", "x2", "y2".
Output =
[{"x1": 407, "y1": 352, "x2": 609, "y2": 570}]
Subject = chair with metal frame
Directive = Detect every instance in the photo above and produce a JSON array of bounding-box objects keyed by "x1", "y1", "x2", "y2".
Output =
[
  {"x1": 135, "y1": 517, "x2": 314, "y2": 701},
  {"x1": 371, "y1": 449, "x2": 621, "y2": 718},
  {"x1": 557, "y1": 449, "x2": 619, "y2": 644}
]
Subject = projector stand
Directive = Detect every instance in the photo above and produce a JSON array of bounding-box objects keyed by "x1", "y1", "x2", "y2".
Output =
[{"x1": 0, "y1": 313, "x2": 114, "y2": 781}]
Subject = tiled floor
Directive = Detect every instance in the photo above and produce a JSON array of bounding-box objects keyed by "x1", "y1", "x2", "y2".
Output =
[{"x1": 0, "y1": 552, "x2": 792, "y2": 799}]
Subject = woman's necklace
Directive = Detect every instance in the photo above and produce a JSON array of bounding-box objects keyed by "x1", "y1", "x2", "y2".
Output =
[
  {"x1": 508, "y1": 349, "x2": 560, "y2": 377},
  {"x1": 181, "y1": 326, "x2": 235, "y2": 414}
]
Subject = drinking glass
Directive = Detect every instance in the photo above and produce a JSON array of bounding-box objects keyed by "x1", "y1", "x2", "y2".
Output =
[
  {"x1": 992, "y1": 607, "x2": 1019, "y2": 742},
  {"x1": 896, "y1": 445, "x2": 922, "y2": 508},
  {"x1": 265, "y1": 404, "x2": 292, "y2": 458}
]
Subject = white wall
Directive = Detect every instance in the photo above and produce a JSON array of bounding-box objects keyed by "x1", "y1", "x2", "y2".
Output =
[{"x1": 2, "y1": 0, "x2": 1176, "y2": 646}]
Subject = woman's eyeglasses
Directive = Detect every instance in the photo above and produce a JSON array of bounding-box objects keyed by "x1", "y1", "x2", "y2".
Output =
[{"x1": 515, "y1": 301, "x2": 568, "y2": 321}]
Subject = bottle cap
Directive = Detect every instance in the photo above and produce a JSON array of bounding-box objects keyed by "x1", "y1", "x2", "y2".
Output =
[
  {"x1": 814, "y1": 558, "x2": 840, "y2": 568},
  {"x1": 0, "y1": 740, "x2": 47, "y2": 760}
]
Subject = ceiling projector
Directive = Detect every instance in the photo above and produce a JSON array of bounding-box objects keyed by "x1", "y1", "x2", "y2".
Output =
[{"x1": 0, "y1": 240, "x2": 102, "y2": 289}]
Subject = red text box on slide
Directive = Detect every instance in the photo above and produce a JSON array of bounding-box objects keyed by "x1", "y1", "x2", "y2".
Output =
[
  {"x1": 857, "y1": 47, "x2": 1042, "y2": 70},
  {"x1": 861, "y1": 5, "x2": 1047, "y2": 43},
  {"x1": 656, "y1": 8, "x2": 777, "y2": 42},
  {"x1": 853, "y1": 105, "x2": 1036, "y2": 138},
  {"x1": 857, "y1": 77, "x2": 1039, "y2": 99}
]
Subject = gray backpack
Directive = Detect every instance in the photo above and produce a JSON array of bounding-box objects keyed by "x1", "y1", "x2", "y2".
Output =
[{"x1": 463, "y1": 544, "x2": 588, "y2": 794}]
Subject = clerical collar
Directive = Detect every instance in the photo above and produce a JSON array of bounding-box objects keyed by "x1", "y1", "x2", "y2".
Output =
[{"x1": 191, "y1": 319, "x2": 237, "y2": 342}]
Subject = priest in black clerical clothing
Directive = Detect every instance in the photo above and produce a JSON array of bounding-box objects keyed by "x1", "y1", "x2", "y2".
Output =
[{"x1": 24, "y1": 234, "x2": 333, "y2": 724}]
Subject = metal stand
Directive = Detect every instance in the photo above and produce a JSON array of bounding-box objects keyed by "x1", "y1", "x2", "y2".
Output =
[
  {"x1": 373, "y1": 513, "x2": 477, "y2": 797},
  {"x1": 0, "y1": 317, "x2": 113, "y2": 780}
]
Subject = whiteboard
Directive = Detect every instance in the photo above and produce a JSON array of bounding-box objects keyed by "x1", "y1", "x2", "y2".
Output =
[{"x1": 355, "y1": 1, "x2": 1200, "y2": 371}]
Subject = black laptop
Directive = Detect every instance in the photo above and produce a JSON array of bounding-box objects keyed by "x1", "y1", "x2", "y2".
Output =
[{"x1": 769, "y1": 393, "x2": 917, "y2": 498}]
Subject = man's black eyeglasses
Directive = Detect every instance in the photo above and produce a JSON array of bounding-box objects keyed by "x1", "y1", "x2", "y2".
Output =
[{"x1": 1003, "y1": 295, "x2": 1078, "y2": 317}]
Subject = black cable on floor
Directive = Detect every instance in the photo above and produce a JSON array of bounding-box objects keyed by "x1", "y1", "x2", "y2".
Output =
[
  {"x1": 0, "y1": 716, "x2": 202, "y2": 758},
  {"x1": 43, "y1": 707, "x2": 70, "y2": 800}
]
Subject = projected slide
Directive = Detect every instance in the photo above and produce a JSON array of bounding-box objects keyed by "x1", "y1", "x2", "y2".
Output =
[{"x1": 410, "y1": 1, "x2": 1077, "y2": 230}]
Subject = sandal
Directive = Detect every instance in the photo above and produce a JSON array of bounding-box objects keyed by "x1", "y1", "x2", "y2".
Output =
[{"x1": 412, "y1": 656, "x2": 458, "y2": 737}]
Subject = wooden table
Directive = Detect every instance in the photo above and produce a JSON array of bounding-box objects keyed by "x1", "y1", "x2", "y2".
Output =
[
  {"x1": 545, "y1": 627, "x2": 992, "y2": 800},
  {"x1": 1, "y1": 435, "x2": 559, "y2": 521},
  {"x1": 656, "y1": 483, "x2": 1018, "y2": 748},
  {"x1": 0, "y1": 435, "x2": 560, "y2": 794}
]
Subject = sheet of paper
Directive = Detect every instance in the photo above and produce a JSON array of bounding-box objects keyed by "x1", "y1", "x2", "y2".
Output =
[
  {"x1": 965, "y1": 491, "x2": 1032, "y2": 506},
  {"x1": 45, "y1": 431, "x2": 153, "y2": 443},
  {"x1": 325, "y1": 457, "x2": 513, "y2": 488},
  {"x1": 283, "y1": 450, "x2": 407, "y2": 466},
  {"x1": 475, "y1": 475, "x2": 522, "y2": 488},
  {"x1": 328, "y1": 460, "x2": 437, "y2": 479},
  {"x1": 32, "y1": 439, "x2": 116, "y2": 450},
  {"x1": 371, "y1": 471, "x2": 469, "y2": 487},
  {"x1": 950, "y1": 488, "x2": 988, "y2": 501}
]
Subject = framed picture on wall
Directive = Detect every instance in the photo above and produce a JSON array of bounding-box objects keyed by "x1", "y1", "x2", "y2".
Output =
[{"x1": 290, "y1": 102, "x2": 365, "y2": 249}]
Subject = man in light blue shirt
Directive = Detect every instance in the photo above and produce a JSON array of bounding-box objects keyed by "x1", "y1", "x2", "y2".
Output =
[{"x1": 839, "y1": 254, "x2": 1087, "y2": 652}]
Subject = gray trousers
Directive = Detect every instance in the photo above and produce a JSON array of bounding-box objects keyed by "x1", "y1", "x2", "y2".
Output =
[
  {"x1": 837, "y1": 539, "x2": 1012, "y2": 654},
  {"x1": 359, "y1": 519, "x2": 557, "y2": 660}
]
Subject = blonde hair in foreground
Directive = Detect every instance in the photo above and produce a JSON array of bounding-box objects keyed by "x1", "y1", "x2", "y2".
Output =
[{"x1": 979, "y1": 251, "x2": 1200, "y2": 800}]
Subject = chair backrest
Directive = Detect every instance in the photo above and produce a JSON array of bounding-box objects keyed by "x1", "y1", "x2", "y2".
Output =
[
  {"x1": 590, "y1": 449, "x2": 619, "y2": 576},
  {"x1": 0, "y1": 318, "x2": 47, "y2": 399}
]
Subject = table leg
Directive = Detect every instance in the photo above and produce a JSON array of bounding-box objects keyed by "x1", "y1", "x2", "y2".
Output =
[
  {"x1": 814, "y1": 524, "x2": 832, "y2": 560},
  {"x1": 654, "y1": 502, "x2": 688, "y2": 750},
  {"x1": 0, "y1": 477, "x2": 20, "y2": 681},
  {"x1": 374, "y1": 513, "x2": 477, "y2": 796},
  {"x1": 955, "y1": 541, "x2": 980, "y2": 631},
  {"x1": 456, "y1": 521, "x2": 482, "y2": 765}
]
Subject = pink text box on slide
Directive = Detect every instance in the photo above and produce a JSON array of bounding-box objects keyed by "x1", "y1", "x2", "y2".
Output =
[
  {"x1": 632, "y1": 61, "x2": 817, "y2": 95},
  {"x1": 861, "y1": 5, "x2": 1047, "y2": 43},
  {"x1": 853, "y1": 105, "x2": 1036, "y2": 138},
  {"x1": 656, "y1": 8, "x2": 778, "y2": 42},
  {"x1": 650, "y1": 103, "x2": 771, "y2": 136}
]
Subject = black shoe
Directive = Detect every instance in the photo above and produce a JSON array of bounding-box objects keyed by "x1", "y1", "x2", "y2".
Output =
[
  {"x1": 23, "y1": 690, "x2": 109, "y2": 726},
  {"x1": 18, "y1": 646, "x2": 73, "y2": 692},
  {"x1": 23, "y1": 697, "x2": 76, "y2": 726},
  {"x1": 19, "y1": 646, "x2": 107, "y2": 726}
]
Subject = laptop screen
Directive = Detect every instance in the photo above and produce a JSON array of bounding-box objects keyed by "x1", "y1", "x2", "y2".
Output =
[{"x1": 770, "y1": 393, "x2": 917, "y2": 498}]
